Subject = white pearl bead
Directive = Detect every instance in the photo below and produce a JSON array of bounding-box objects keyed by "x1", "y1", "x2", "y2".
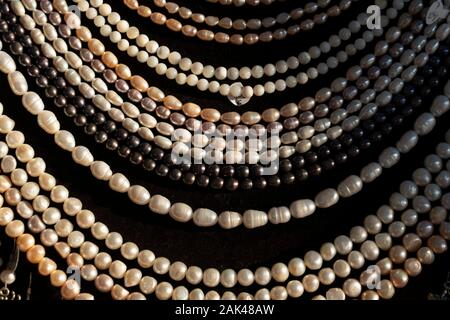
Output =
[
  {"x1": 55, "y1": 131, "x2": 76, "y2": 152},
  {"x1": 149, "y1": 195, "x2": 171, "y2": 214},
  {"x1": 128, "y1": 185, "x2": 150, "y2": 205},
  {"x1": 90, "y1": 161, "x2": 112, "y2": 181},
  {"x1": 7, "y1": 71, "x2": 28, "y2": 95},
  {"x1": 109, "y1": 173, "x2": 130, "y2": 193},
  {"x1": 36, "y1": 110, "x2": 59, "y2": 134},
  {"x1": 72, "y1": 146, "x2": 94, "y2": 166},
  {"x1": 0, "y1": 51, "x2": 16, "y2": 74}
]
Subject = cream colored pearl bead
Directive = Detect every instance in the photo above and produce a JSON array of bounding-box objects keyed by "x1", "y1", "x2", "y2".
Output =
[
  {"x1": 149, "y1": 195, "x2": 170, "y2": 214},
  {"x1": 0, "y1": 115, "x2": 15, "y2": 134},
  {"x1": 11, "y1": 169, "x2": 28, "y2": 186},
  {"x1": 155, "y1": 282, "x2": 173, "y2": 300},
  {"x1": 109, "y1": 173, "x2": 130, "y2": 193},
  {"x1": 26, "y1": 157, "x2": 46, "y2": 177},
  {"x1": 137, "y1": 249, "x2": 155, "y2": 268},
  {"x1": 17, "y1": 145, "x2": 33, "y2": 170},
  {"x1": 51, "y1": 185, "x2": 69, "y2": 203},
  {"x1": 121, "y1": 242, "x2": 139, "y2": 260},
  {"x1": 37, "y1": 111, "x2": 60, "y2": 134},
  {"x1": 140, "y1": 276, "x2": 157, "y2": 294},
  {"x1": 189, "y1": 288, "x2": 205, "y2": 300},
  {"x1": 0, "y1": 51, "x2": 16, "y2": 74},
  {"x1": 22, "y1": 92, "x2": 44, "y2": 115},
  {"x1": 67, "y1": 253, "x2": 84, "y2": 269},
  {"x1": 55, "y1": 219, "x2": 73, "y2": 237},
  {"x1": 80, "y1": 241, "x2": 99, "y2": 260},
  {"x1": 54, "y1": 242, "x2": 70, "y2": 259},
  {"x1": 186, "y1": 266, "x2": 203, "y2": 285},
  {"x1": 220, "y1": 269, "x2": 237, "y2": 288},
  {"x1": 61, "y1": 279, "x2": 81, "y2": 300},
  {"x1": 6, "y1": 131, "x2": 25, "y2": 148},
  {"x1": 377, "y1": 279, "x2": 395, "y2": 299},
  {"x1": 81, "y1": 265, "x2": 98, "y2": 281},
  {"x1": 91, "y1": 222, "x2": 109, "y2": 240},
  {"x1": 95, "y1": 252, "x2": 112, "y2": 270},
  {"x1": 169, "y1": 261, "x2": 187, "y2": 281},
  {"x1": 153, "y1": 257, "x2": 170, "y2": 275},
  {"x1": 106, "y1": 232, "x2": 123, "y2": 250},
  {"x1": 38, "y1": 257, "x2": 57, "y2": 276},
  {"x1": 40, "y1": 229, "x2": 58, "y2": 247},
  {"x1": 50, "y1": 270, "x2": 67, "y2": 287},
  {"x1": 63, "y1": 197, "x2": 83, "y2": 216},
  {"x1": 17, "y1": 233, "x2": 35, "y2": 252},
  {"x1": 1, "y1": 156, "x2": 17, "y2": 173},
  {"x1": 8, "y1": 71, "x2": 28, "y2": 95},
  {"x1": 91, "y1": 161, "x2": 112, "y2": 181},
  {"x1": 124, "y1": 268, "x2": 142, "y2": 287},
  {"x1": 72, "y1": 146, "x2": 94, "y2": 166},
  {"x1": 68, "y1": 231, "x2": 85, "y2": 248},
  {"x1": 111, "y1": 284, "x2": 129, "y2": 300},
  {"x1": 343, "y1": 278, "x2": 362, "y2": 298},
  {"x1": 271, "y1": 263, "x2": 289, "y2": 282},
  {"x1": 76, "y1": 210, "x2": 96, "y2": 229},
  {"x1": 254, "y1": 267, "x2": 271, "y2": 285},
  {"x1": 318, "y1": 268, "x2": 336, "y2": 285},
  {"x1": 6, "y1": 220, "x2": 25, "y2": 238},
  {"x1": 286, "y1": 280, "x2": 304, "y2": 298},
  {"x1": 302, "y1": 274, "x2": 320, "y2": 293},
  {"x1": 270, "y1": 286, "x2": 288, "y2": 300},
  {"x1": 109, "y1": 260, "x2": 127, "y2": 279},
  {"x1": 203, "y1": 268, "x2": 220, "y2": 287},
  {"x1": 128, "y1": 185, "x2": 150, "y2": 205},
  {"x1": 20, "y1": 182, "x2": 40, "y2": 200},
  {"x1": 55, "y1": 130, "x2": 76, "y2": 151},
  {"x1": 26, "y1": 245, "x2": 45, "y2": 264},
  {"x1": 95, "y1": 274, "x2": 114, "y2": 292},
  {"x1": 0, "y1": 207, "x2": 14, "y2": 226}
]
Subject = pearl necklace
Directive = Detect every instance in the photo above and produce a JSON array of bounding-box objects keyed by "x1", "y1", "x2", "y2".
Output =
[
  {"x1": 75, "y1": 0, "x2": 386, "y2": 98},
  {"x1": 121, "y1": 0, "x2": 342, "y2": 42},
  {"x1": 0, "y1": 111, "x2": 448, "y2": 299},
  {"x1": 18, "y1": 1, "x2": 439, "y2": 167},
  {"x1": 1, "y1": 44, "x2": 449, "y2": 229}
]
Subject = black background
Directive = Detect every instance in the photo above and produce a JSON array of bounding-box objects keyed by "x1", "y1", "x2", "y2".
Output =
[{"x1": 0, "y1": 0, "x2": 449, "y2": 300}]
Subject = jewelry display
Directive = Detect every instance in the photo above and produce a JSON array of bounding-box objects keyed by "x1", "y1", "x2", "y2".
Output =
[{"x1": 0, "y1": 0, "x2": 448, "y2": 303}]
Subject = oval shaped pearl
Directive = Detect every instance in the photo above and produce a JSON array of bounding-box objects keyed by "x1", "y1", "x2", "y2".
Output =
[
  {"x1": 414, "y1": 113, "x2": 435, "y2": 136},
  {"x1": 72, "y1": 146, "x2": 94, "y2": 166},
  {"x1": 127, "y1": 185, "x2": 150, "y2": 205},
  {"x1": 268, "y1": 207, "x2": 291, "y2": 224},
  {"x1": 193, "y1": 208, "x2": 218, "y2": 227},
  {"x1": 360, "y1": 163, "x2": 382, "y2": 183},
  {"x1": 0, "y1": 51, "x2": 16, "y2": 74},
  {"x1": 148, "y1": 195, "x2": 170, "y2": 215},
  {"x1": 169, "y1": 203, "x2": 193, "y2": 222},
  {"x1": 338, "y1": 176, "x2": 363, "y2": 197},
  {"x1": 8, "y1": 71, "x2": 28, "y2": 95},
  {"x1": 90, "y1": 161, "x2": 112, "y2": 181},
  {"x1": 37, "y1": 111, "x2": 60, "y2": 134},
  {"x1": 218, "y1": 211, "x2": 242, "y2": 229},
  {"x1": 55, "y1": 131, "x2": 75, "y2": 151},
  {"x1": 290, "y1": 199, "x2": 316, "y2": 218},
  {"x1": 22, "y1": 92, "x2": 44, "y2": 115},
  {"x1": 243, "y1": 210, "x2": 268, "y2": 229}
]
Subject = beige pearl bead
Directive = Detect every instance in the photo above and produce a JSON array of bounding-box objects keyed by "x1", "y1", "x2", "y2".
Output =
[
  {"x1": 6, "y1": 220, "x2": 25, "y2": 238},
  {"x1": 0, "y1": 51, "x2": 16, "y2": 74},
  {"x1": 26, "y1": 244, "x2": 46, "y2": 264},
  {"x1": 38, "y1": 173, "x2": 56, "y2": 192},
  {"x1": 51, "y1": 185, "x2": 69, "y2": 203},
  {"x1": 343, "y1": 278, "x2": 362, "y2": 298},
  {"x1": 38, "y1": 257, "x2": 57, "y2": 276},
  {"x1": 88, "y1": 39, "x2": 105, "y2": 56},
  {"x1": 79, "y1": 241, "x2": 99, "y2": 260},
  {"x1": 54, "y1": 242, "x2": 71, "y2": 259},
  {"x1": 50, "y1": 270, "x2": 67, "y2": 287},
  {"x1": 155, "y1": 282, "x2": 173, "y2": 300},
  {"x1": 128, "y1": 185, "x2": 150, "y2": 205},
  {"x1": 5, "y1": 188, "x2": 21, "y2": 206},
  {"x1": 270, "y1": 286, "x2": 288, "y2": 300},
  {"x1": 109, "y1": 260, "x2": 127, "y2": 279},
  {"x1": 124, "y1": 268, "x2": 142, "y2": 287},
  {"x1": 81, "y1": 265, "x2": 98, "y2": 282},
  {"x1": 95, "y1": 274, "x2": 114, "y2": 293},
  {"x1": 6, "y1": 131, "x2": 25, "y2": 148},
  {"x1": 1, "y1": 156, "x2": 17, "y2": 173},
  {"x1": 361, "y1": 290, "x2": 380, "y2": 300},
  {"x1": 61, "y1": 280, "x2": 80, "y2": 300},
  {"x1": 318, "y1": 268, "x2": 336, "y2": 285},
  {"x1": 390, "y1": 269, "x2": 409, "y2": 288},
  {"x1": 22, "y1": 92, "x2": 44, "y2": 115},
  {"x1": 0, "y1": 115, "x2": 15, "y2": 134},
  {"x1": 140, "y1": 276, "x2": 157, "y2": 294},
  {"x1": 26, "y1": 157, "x2": 46, "y2": 178},
  {"x1": 169, "y1": 261, "x2": 187, "y2": 281},
  {"x1": 286, "y1": 280, "x2": 304, "y2": 298},
  {"x1": 404, "y1": 258, "x2": 422, "y2": 277},
  {"x1": 11, "y1": 169, "x2": 28, "y2": 186},
  {"x1": 203, "y1": 268, "x2": 220, "y2": 287},
  {"x1": 20, "y1": 182, "x2": 40, "y2": 200},
  {"x1": 333, "y1": 259, "x2": 351, "y2": 278},
  {"x1": 8, "y1": 71, "x2": 28, "y2": 95},
  {"x1": 111, "y1": 284, "x2": 129, "y2": 300},
  {"x1": 271, "y1": 263, "x2": 289, "y2": 282},
  {"x1": 17, "y1": 233, "x2": 35, "y2": 252},
  {"x1": 102, "y1": 51, "x2": 118, "y2": 68},
  {"x1": 72, "y1": 146, "x2": 94, "y2": 166},
  {"x1": 0, "y1": 207, "x2": 14, "y2": 226},
  {"x1": 40, "y1": 229, "x2": 58, "y2": 247},
  {"x1": 37, "y1": 111, "x2": 60, "y2": 134},
  {"x1": 302, "y1": 274, "x2": 320, "y2": 293},
  {"x1": 109, "y1": 173, "x2": 130, "y2": 193},
  {"x1": 121, "y1": 242, "x2": 139, "y2": 260},
  {"x1": 63, "y1": 197, "x2": 82, "y2": 217},
  {"x1": 67, "y1": 253, "x2": 84, "y2": 269},
  {"x1": 95, "y1": 252, "x2": 112, "y2": 270},
  {"x1": 377, "y1": 280, "x2": 395, "y2": 299},
  {"x1": 186, "y1": 266, "x2": 203, "y2": 285}
]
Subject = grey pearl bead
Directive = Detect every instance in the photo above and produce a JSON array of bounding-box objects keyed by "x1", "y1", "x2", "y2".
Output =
[
  {"x1": 360, "y1": 163, "x2": 382, "y2": 183},
  {"x1": 379, "y1": 147, "x2": 400, "y2": 168},
  {"x1": 440, "y1": 222, "x2": 450, "y2": 240},
  {"x1": 364, "y1": 215, "x2": 382, "y2": 235},
  {"x1": 389, "y1": 78, "x2": 404, "y2": 94},
  {"x1": 424, "y1": 184, "x2": 441, "y2": 202},
  {"x1": 376, "y1": 91, "x2": 393, "y2": 106},
  {"x1": 377, "y1": 205, "x2": 394, "y2": 224},
  {"x1": 331, "y1": 77, "x2": 347, "y2": 92},
  {"x1": 388, "y1": 63, "x2": 404, "y2": 78},
  {"x1": 389, "y1": 193, "x2": 408, "y2": 211},
  {"x1": 334, "y1": 235, "x2": 353, "y2": 255},
  {"x1": 388, "y1": 221, "x2": 406, "y2": 238},
  {"x1": 342, "y1": 116, "x2": 359, "y2": 132},
  {"x1": 412, "y1": 168, "x2": 432, "y2": 186},
  {"x1": 361, "y1": 89, "x2": 376, "y2": 104},
  {"x1": 416, "y1": 221, "x2": 434, "y2": 238},
  {"x1": 359, "y1": 103, "x2": 377, "y2": 120},
  {"x1": 401, "y1": 65, "x2": 417, "y2": 82},
  {"x1": 399, "y1": 180, "x2": 418, "y2": 199},
  {"x1": 430, "y1": 207, "x2": 447, "y2": 225},
  {"x1": 349, "y1": 226, "x2": 368, "y2": 244},
  {"x1": 337, "y1": 175, "x2": 363, "y2": 198},
  {"x1": 414, "y1": 113, "x2": 436, "y2": 136},
  {"x1": 375, "y1": 233, "x2": 392, "y2": 251},
  {"x1": 424, "y1": 154, "x2": 442, "y2": 173},
  {"x1": 315, "y1": 189, "x2": 339, "y2": 208},
  {"x1": 330, "y1": 109, "x2": 347, "y2": 124},
  {"x1": 401, "y1": 209, "x2": 419, "y2": 227},
  {"x1": 374, "y1": 76, "x2": 390, "y2": 92},
  {"x1": 412, "y1": 195, "x2": 431, "y2": 213},
  {"x1": 435, "y1": 171, "x2": 450, "y2": 189},
  {"x1": 441, "y1": 193, "x2": 450, "y2": 210},
  {"x1": 436, "y1": 142, "x2": 450, "y2": 159}
]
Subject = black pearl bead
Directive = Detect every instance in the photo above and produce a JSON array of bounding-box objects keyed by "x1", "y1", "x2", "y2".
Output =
[
  {"x1": 103, "y1": 121, "x2": 116, "y2": 134},
  {"x1": 139, "y1": 143, "x2": 152, "y2": 155},
  {"x1": 334, "y1": 153, "x2": 348, "y2": 164},
  {"x1": 126, "y1": 135, "x2": 140, "y2": 149},
  {"x1": 143, "y1": 159, "x2": 157, "y2": 172},
  {"x1": 18, "y1": 53, "x2": 31, "y2": 66},
  {"x1": 253, "y1": 177, "x2": 267, "y2": 189},
  {"x1": 84, "y1": 123, "x2": 97, "y2": 135},
  {"x1": 117, "y1": 145, "x2": 131, "y2": 158},
  {"x1": 321, "y1": 159, "x2": 335, "y2": 170},
  {"x1": 241, "y1": 179, "x2": 253, "y2": 190},
  {"x1": 235, "y1": 165, "x2": 249, "y2": 178},
  {"x1": 308, "y1": 164, "x2": 322, "y2": 176},
  {"x1": 82, "y1": 105, "x2": 95, "y2": 117},
  {"x1": 210, "y1": 177, "x2": 224, "y2": 189},
  {"x1": 105, "y1": 138, "x2": 119, "y2": 151},
  {"x1": 267, "y1": 175, "x2": 281, "y2": 187},
  {"x1": 35, "y1": 75, "x2": 48, "y2": 87},
  {"x1": 9, "y1": 41, "x2": 22, "y2": 54},
  {"x1": 225, "y1": 178, "x2": 238, "y2": 191},
  {"x1": 27, "y1": 65, "x2": 40, "y2": 77},
  {"x1": 281, "y1": 172, "x2": 295, "y2": 184},
  {"x1": 340, "y1": 134, "x2": 353, "y2": 147},
  {"x1": 64, "y1": 105, "x2": 77, "y2": 117},
  {"x1": 207, "y1": 165, "x2": 220, "y2": 177},
  {"x1": 294, "y1": 169, "x2": 308, "y2": 181},
  {"x1": 192, "y1": 164, "x2": 206, "y2": 175},
  {"x1": 279, "y1": 159, "x2": 292, "y2": 172},
  {"x1": 196, "y1": 175, "x2": 209, "y2": 187},
  {"x1": 45, "y1": 86, "x2": 57, "y2": 98},
  {"x1": 63, "y1": 87, "x2": 76, "y2": 98},
  {"x1": 250, "y1": 165, "x2": 264, "y2": 177},
  {"x1": 304, "y1": 152, "x2": 318, "y2": 164},
  {"x1": 150, "y1": 148, "x2": 164, "y2": 161},
  {"x1": 347, "y1": 146, "x2": 360, "y2": 158},
  {"x1": 115, "y1": 129, "x2": 128, "y2": 141},
  {"x1": 156, "y1": 165, "x2": 170, "y2": 177},
  {"x1": 95, "y1": 131, "x2": 108, "y2": 144},
  {"x1": 180, "y1": 163, "x2": 191, "y2": 172},
  {"x1": 221, "y1": 165, "x2": 234, "y2": 177}
]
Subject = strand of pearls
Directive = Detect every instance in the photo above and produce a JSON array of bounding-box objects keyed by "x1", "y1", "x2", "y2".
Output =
[
  {"x1": 120, "y1": 0, "x2": 342, "y2": 42},
  {"x1": 205, "y1": 0, "x2": 284, "y2": 6},
  {"x1": 0, "y1": 110, "x2": 447, "y2": 299},
  {"x1": 1, "y1": 46, "x2": 449, "y2": 229}
]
